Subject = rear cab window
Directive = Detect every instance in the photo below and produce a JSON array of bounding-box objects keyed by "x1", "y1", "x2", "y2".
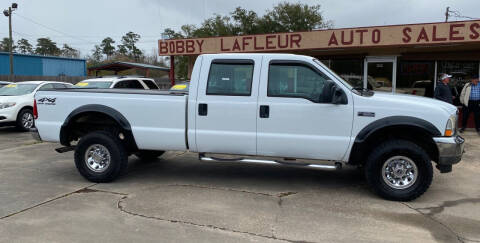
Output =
[{"x1": 206, "y1": 60, "x2": 254, "y2": 96}]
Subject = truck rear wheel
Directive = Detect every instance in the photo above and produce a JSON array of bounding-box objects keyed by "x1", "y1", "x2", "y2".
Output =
[
  {"x1": 134, "y1": 150, "x2": 165, "y2": 161},
  {"x1": 74, "y1": 131, "x2": 128, "y2": 182},
  {"x1": 365, "y1": 140, "x2": 433, "y2": 201}
]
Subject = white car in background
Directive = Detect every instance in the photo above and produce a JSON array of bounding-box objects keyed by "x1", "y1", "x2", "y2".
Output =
[
  {"x1": 74, "y1": 76, "x2": 160, "y2": 90},
  {"x1": 0, "y1": 81, "x2": 12, "y2": 88},
  {"x1": 0, "y1": 81, "x2": 73, "y2": 131}
]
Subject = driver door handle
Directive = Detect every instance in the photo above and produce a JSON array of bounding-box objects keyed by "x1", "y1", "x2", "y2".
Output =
[
  {"x1": 198, "y1": 103, "x2": 208, "y2": 116},
  {"x1": 259, "y1": 105, "x2": 269, "y2": 118}
]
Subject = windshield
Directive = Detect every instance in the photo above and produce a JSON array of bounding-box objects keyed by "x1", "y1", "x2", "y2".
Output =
[
  {"x1": 0, "y1": 84, "x2": 38, "y2": 96},
  {"x1": 312, "y1": 59, "x2": 353, "y2": 90},
  {"x1": 75, "y1": 81, "x2": 112, "y2": 88}
]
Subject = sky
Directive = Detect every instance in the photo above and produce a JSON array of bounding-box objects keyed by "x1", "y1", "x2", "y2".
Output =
[{"x1": 0, "y1": 0, "x2": 479, "y2": 58}]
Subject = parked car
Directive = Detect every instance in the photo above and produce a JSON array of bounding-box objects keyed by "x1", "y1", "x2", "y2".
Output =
[
  {"x1": 75, "y1": 76, "x2": 159, "y2": 90},
  {"x1": 0, "y1": 81, "x2": 12, "y2": 88},
  {"x1": 0, "y1": 81, "x2": 72, "y2": 131},
  {"x1": 396, "y1": 80, "x2": 434, "y2": 97},
  {"x1": 169, "y1": 81, "x2": 190, "y2": 93},
  {"x1": 34, "y1": 53, "x2": 464, "y2": 201}
]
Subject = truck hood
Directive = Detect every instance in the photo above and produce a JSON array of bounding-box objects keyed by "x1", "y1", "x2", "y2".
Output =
[
  {"x1": 368, "y1": 91, "x2": 457, "y2": 115},
  {"x1": 352, "y1": 91, "x2": 457, "y2": 136}
]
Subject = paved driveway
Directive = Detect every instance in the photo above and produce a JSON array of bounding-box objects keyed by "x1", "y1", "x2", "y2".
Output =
[{"x1": 0, "y1": 128, "x2": 479, "y2": 242}]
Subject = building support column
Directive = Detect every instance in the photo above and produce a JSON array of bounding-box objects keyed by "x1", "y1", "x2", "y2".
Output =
[
  {"x1": 187, "y1": 55, "x2": 197, "y2": 80},
  {"x1": 169, "y1": 55, "x2": 175, "y2": 86}
]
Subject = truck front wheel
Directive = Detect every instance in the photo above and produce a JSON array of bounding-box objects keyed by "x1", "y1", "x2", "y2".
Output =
[
  {"x1": 74, "y1": 131, "x2": 128, "y2": 182},
  {"x1": 365, "y1": 140, "x2": 433, "y2": 201}
]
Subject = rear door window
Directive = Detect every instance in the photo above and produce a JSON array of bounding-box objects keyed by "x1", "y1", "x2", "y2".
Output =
[{"x1": 206, "y1": 60, "x2": 254, "y2": 96}]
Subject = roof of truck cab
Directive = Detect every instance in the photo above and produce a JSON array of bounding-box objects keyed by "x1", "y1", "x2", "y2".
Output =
[{"x1": 199, "y1": 53, "x2": 306, "y2": 58}]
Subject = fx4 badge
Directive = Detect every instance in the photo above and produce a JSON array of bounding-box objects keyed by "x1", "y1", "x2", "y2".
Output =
[{"x1": 37, "y1": 97, "x2": 57, "y2": 105}]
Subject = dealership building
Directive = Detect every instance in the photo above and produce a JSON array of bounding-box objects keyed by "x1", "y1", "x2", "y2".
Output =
[{"x1": 160, "y1": 20, "x2": 480, "y2": 106}]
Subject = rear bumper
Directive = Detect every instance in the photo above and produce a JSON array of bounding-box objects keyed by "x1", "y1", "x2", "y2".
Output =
[{"x1": 433, "y1": 135, "x2": 464, "y2": 172}]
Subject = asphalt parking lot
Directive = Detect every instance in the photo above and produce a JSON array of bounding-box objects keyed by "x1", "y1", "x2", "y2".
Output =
[{"x1": 0, "y1": 127, "x2": 479, "y2": 243}]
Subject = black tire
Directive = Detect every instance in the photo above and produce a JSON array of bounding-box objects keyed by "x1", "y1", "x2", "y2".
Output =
[
  {"x1": 135, "y1": 150, "x2": 165, "y2": 161},
  {"x1": 74, "y1": 131, "x2": 128, "y2": 183},
  {"x1": 16, "y1": 108, "x2": 35, "y2": 131},
  {"x1": 365, "y1": 139, "x2": 433, "y2": 201}
]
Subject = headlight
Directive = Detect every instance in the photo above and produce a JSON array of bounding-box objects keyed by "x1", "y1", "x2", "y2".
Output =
[
  {"x1": 0, "y1": 102, "x2": 16, "y2": 109},
  {"x1": 445, "y1": 115, "x2": 456, "y2": 137}
]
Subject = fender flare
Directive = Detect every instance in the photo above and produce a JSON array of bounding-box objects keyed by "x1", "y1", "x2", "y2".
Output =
[
  {"x1": 349, "y1": 116, "x2": 441, "y2": 164},
  {"x1": 59, "y1": 104, "x2": 137, "y2": 150},
  {"x1": 355, "y1": 116, "x2": 442, "y2": 144}
]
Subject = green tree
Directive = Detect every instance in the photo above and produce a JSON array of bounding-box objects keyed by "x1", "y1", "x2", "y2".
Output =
[
  {"x1": 100, "y1": 37, "x2": 116, "y2": 60},
  {"x1": 193, "y1": 15, "x2": 236, "y2": 37},
  {"x1": 162, "y1": 2, "x2": 331, "y2": 79},
  {"x1": 16, "y1": 38, "x2": 33, "y2": 54},
  {"x1": 35, "y1": 38, "x2": 60, "y2": 56},
  {"x1": 61, "y1": 44, "x2": 80, "y2": 58},
  {"x1": 231, "y1": 7, "x2": 260, "y2": 35},
  {"x1": 258, "y1": 3, "x2": 332, "y2": 33},
  {"x1": 0, "y1": 37, "x2": 15, "y2": 52},
  {"x1": 89, "y1": 45, "x2": 103, "y2": 64},
  {"x1": 117, "y1": 31, "x2": 142, "y2": 60}
]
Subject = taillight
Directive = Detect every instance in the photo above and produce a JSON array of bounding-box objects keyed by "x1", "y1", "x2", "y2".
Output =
[{"x1": 33, "y1": 99, "x2": 38, "y2": 119}]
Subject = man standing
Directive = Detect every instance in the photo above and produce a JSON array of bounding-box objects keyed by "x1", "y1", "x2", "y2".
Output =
[
  {"x1": 459, "y1": 74, "x2": 480, "y2": 133},
  {"x1": 434, "y1": 73, "x2": 453, "y2": 104}
]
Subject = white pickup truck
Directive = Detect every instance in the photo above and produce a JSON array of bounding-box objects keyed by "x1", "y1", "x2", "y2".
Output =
[{"x1": 33, "y1": 54, "x2": 464, "y2": 201}]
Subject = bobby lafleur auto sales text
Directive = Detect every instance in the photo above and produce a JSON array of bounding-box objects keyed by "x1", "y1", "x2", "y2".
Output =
[{"x1": 158, "y1": 21, "x2": 480, "y2": 56}]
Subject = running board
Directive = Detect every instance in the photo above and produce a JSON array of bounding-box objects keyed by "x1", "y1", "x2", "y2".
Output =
[
  {"x1": 55, "y1": 146, "x2": 75, "y2": 153},
  {"x1": 199, "y1": 154, "x2": 342, "y2": 171}
]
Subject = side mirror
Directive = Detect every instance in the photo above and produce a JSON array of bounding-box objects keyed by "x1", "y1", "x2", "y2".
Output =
[{"x1": 332, "y1": 87, "x2": 348, "y2": 105}]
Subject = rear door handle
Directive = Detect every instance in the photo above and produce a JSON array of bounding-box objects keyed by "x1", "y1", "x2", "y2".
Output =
[
  {"x1": 259, "y1": 105, "x2": 269, "y2": 118},
  {"x1": 198, "y1": 103, "x2": 208, "y2": 116}
]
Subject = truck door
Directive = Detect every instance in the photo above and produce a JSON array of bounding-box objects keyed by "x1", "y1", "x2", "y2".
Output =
[
  {"x1": 195, "y1": 56, "x2": 262, "y2": 155},
  {"x1": 256, "y1": 57, "x2": 354, "y2": 161}
]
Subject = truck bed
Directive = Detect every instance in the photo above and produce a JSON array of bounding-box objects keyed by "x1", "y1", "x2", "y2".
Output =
[{"x1": 35, "y1": 88, "x2": 189, "y2": 151}]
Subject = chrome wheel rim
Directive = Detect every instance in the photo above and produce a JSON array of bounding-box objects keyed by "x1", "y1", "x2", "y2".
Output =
[
  {"x1": 22, "y1": 112, "x2": 34, "y2": 129},
  {"x1": 381, "y1": 156, "x2": 418, "y2": 190},
  {"x1": 84, "y1": 144, "x2": 111, "y2": 173}
]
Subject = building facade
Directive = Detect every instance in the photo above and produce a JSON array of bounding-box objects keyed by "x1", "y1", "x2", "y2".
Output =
[
  {"x1": 159, "y1": 20, "x2": 480, "y2": 107},
  {"x1": 0, "y1": 52, "x2": 86, "y2": 77}
]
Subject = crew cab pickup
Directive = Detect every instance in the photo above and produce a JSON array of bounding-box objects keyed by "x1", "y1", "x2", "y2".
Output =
[{"x1": 33, "y1": 54, "x2": 464, "y2": 201}]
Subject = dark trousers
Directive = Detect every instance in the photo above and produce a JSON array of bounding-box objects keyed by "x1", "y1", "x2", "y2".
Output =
[{"x1": 462, "y1": 100, "x2": 480, "y2": 131}]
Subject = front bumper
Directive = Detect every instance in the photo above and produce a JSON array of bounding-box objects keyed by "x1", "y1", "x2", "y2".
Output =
[
  {"x1": 433, "y1": 135, "x2": 464, "y2": 172},
  {"x1": 0, "y1": 108, "x2": 17, "y2": 124}
]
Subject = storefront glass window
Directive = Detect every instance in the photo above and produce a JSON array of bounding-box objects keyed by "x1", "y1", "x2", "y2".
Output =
[
  {"x1": 367, "y1": 62, "x2": 393, "y2": 92},
  {"x1": 329, "y1": 59, "x2": 364, "y2": 89},
  {"x1": 438, "y1": 61, "x2": 479, "y2": 105},
  {"x1": 396, "y1": 60, "x2": 435, "y2": 97}
]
